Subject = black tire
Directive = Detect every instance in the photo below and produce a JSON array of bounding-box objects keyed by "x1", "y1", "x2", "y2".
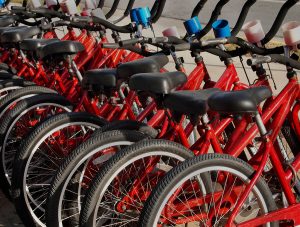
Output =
[
  {"x1": 0, "y1": 72, "x2": 18, "y2": 81},
  {"x1": 0, "y1": 94, "x2": 73, "y2": 198},
  {"x1": 11, "y1": 112, "x2": 107, "y2": 227},
  {"x1": 92, "y1": 120, "x2": 158, "y2": 138},
  {"x1": 46, "y1": 130, "x2": 149, "y2": 227},
  {"x1": 0, "y1": 86, "x2": 57, "y2": 120},
  {"x1": 0, "y1": 79, "x2": 35, "y2": 99},
  {"x1": 79, "y1": 139, "x2": 194, "y2": 227},
  {"x1": 139, "y1": 153, "x2": 278, "y2": 227}
]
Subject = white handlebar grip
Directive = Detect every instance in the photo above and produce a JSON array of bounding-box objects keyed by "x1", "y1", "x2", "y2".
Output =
[
  {"x1": 60, "y1": 0, "x2": 78, "y2": 15},
  {"x1": 282, "y1": 21, "x2": 300, "y2": 49},
  {"x1": 162, "y1": 26, "x2": 180, "y2": 38},
  {"x1": 242, "y1": 20, "x2": 265, "y2": 44},
  {"x1": 46, "y1": 0, "x2": 57, "y2": 7}
]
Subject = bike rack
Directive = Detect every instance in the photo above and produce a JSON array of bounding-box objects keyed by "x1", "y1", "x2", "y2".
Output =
[
  {"x1": 198, "y1": 0, "x2": 231, "y2": 39},
  {"x1": 261, "y1": 0, "x2": 299, "y2": 45}
]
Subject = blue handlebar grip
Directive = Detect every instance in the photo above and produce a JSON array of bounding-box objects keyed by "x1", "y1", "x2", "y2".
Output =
[
  {"x1": 130, "y1": 8, "x2": 140, "y2": 24},
  {"x1": 212, "y1": 19, "x2": 231, "y2": 38},
  {"x1": 184, "y1": 16, "x2": 202, "y2": 36},
  {"x1": 137, "y1": 7, "x2": 151, "y2": 27},
  {"x1": 0, "y1": 0, "x2": 5, "y2": 7}
]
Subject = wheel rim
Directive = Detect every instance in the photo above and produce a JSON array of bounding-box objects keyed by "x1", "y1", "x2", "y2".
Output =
[
  {"x1": 3, "y1": 103, "x2": 71, "y2": 186},
  {"x1": 22, "y1": 121, "x2": 99, "y2": 226},
  {"x1": 89, "y1": 151, "x2": 186, "y2": 227},
  {"x1": 151, "y1": 166, "x2": 269, "y2": 227},
  {"x1": 0, "y1": 86, "x2": 22, "y2": 99},
  {"x1": 57, "y1": 141, "x2": 133, "y2": 227}
]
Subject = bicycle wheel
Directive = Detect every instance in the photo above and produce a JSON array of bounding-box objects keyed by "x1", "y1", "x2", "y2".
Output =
[
  {"x1": 79, "y1": 139, "x2": 194, "y2": 227},
  {"x1": 0, "y1": 86, "x2": 57, "y2": 121},
  {"x1": 0, "y1": 72, "x2": 18, "y2": 81},
  {"x1": 0, "y1": 94, "x2": 73, "y2": 197},
  {"x1": 11, "y1": 112, "x2": 107, "y2": 227},
  {"x1": 139, "y1": 153, "x2": 278, "y2": 227},
  {"x1": 46, "y1": 129, "x2": 149, "y2": 227},
  {"x1": 0, "y1": 79, "x2": 35, "y2": 99}
]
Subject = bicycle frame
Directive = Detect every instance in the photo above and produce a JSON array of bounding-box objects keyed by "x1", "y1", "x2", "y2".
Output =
[
  {"x1": 228, "y1": 91, "x2": 300, "y2": 226},
  {"x1": 161, "y1": 74, "x2": 300, "y2": 226}
]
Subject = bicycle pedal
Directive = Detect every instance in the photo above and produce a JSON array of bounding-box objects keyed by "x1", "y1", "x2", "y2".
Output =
[{"x1": 254, "y1": 130, "x2": 273, "y2": 142}]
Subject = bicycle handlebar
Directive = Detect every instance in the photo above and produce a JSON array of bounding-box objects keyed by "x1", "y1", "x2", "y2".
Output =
[
  {"x1": 171, "y1": 37, "x2": 285, "y2": 55},
  {"x1": 261, "y1": 0, "x2": 299, "y2": 45},
  {"x1": 118, "y1": 36, "x2": 186, "y2": 47},
  {"x1": 231, "y1": 0, "x2": 256, "y2": 36},
  {"x1": 91, "y1": 16, "x2": 135, "y2": 33},
  {"x1": 51, "y1": 20, "x2": 102, "y2": 31},
  {"x1": 30, "y1": 8, "x2": 66, "y2": 19},
  {"x1": 102, "y1": 43, "x2": 123, "y2": 49},
  {"x1": 247, "y1": 54, "x2": 300, "y2": 70}
]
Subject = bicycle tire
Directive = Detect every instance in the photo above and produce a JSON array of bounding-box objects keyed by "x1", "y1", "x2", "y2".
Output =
[
  {"x1": 11, "y1": 112, "x2": 107, "y2": 227},
  {"x1": 0, "y1": 86, "x2": 57, "y2": 120},
  {"x1": 139, "y1": 153, "x2": 278, "y2": 227},
  {"x1": 46, "y1": 129, "x2": 149, "y2": 227},
  {"x1": 79, "y1": 139, "x2": 194, "y2": 227},
  {"x1": 0, "y1": 94, "x2": 73, "y2": 198}
]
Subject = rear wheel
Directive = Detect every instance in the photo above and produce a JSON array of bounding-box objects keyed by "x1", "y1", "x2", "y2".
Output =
[{"x1": 139, "y1": 153, "x2": 278, "y2": 227}]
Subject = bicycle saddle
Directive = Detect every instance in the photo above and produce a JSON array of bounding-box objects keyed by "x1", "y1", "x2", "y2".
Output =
[
  {"x1": 164, "y1": 88, "x2": 221, "y2": 115},
  {"x1": 0, "y1": 26, "x2": 26, "y2": 35},
  {"x1": 1, "y1": 27, "x2": 41, "y2": 43},
  {"x1": 20, "y1": 39, "x2": 60, "y2": 52},
  {"x1": 208, "y1": 86, "x2": 272, "y2": 114},
  {"x1": 0, "y1": 16, "x2": 16, "y2": 27},
  {"x1": 129, "y1": 71, "x2": 187, "y2": 94},
  {"x1": 82, "y1": 69, "x2": 117, "y2": 90},
  {"x1": 117, "y1": 54, "x2": 169, "y2": 79},
  {"x1": 37, "y1": 41, "x2": 85, "y2": 60}
]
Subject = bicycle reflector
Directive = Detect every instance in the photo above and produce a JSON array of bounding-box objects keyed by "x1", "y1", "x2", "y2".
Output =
[
  {"x1": 212, "y1": 19, "x2": 231, "y2": 38},
  {"x1": 184, "y1": 16, "x2": 202, "y2": 36}
]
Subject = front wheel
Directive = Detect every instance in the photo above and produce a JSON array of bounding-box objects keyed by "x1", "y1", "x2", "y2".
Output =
[
  {"x1": 79, "y1": 139, "x2": 194, "y2": 227},
  {"x1": 139, "y1": 153, "x2": 278, "y2": 227},
  {"x1": 0, "y1": 79, "x2": 35, "y2": 99},
  {"x1": 46, "y1": 129, "x2": 149, "y2": 227},
  {"x1": 0, "y1": 94, "x2": 73, "y2": 197},
  {"x1": 11, "y1": 112, "x2": 107, "y2": 227}
]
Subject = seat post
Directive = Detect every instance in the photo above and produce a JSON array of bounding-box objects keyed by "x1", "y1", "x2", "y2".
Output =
[
  {"x1": 70, "y1": 57, "x2": 83, "y2": 82},
  {"x1": 254, "y1": 112, "x2": 267, "y2": 136}
]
